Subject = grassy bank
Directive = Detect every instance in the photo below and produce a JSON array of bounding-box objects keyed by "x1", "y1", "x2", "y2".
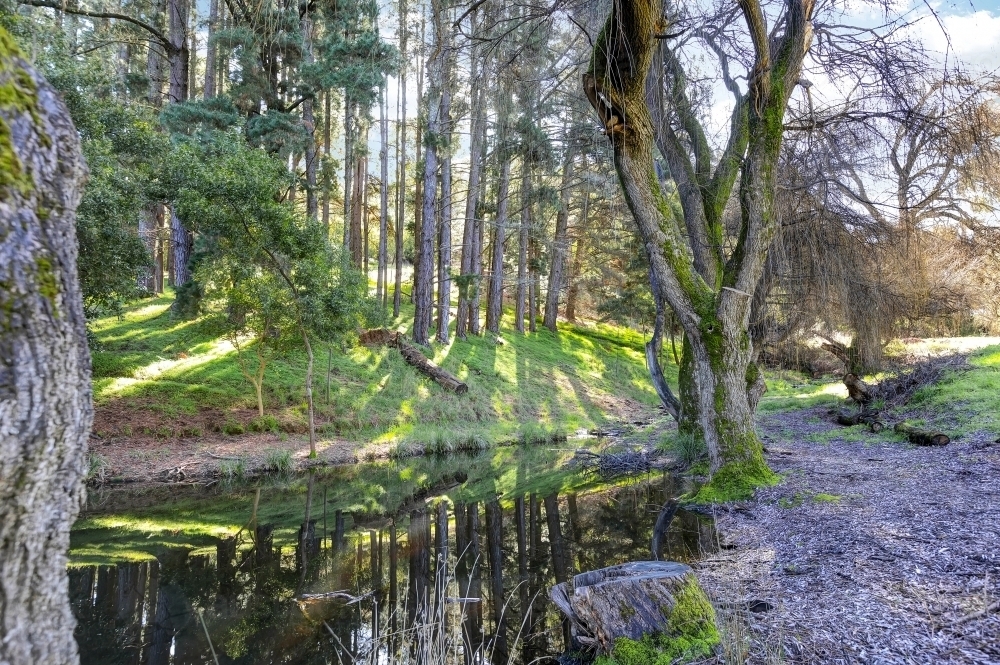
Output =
[{"x1": 89, "y1": 292, "x2": 665, "y2": 453}]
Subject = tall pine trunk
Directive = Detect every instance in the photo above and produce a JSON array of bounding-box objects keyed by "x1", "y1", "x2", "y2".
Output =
[
  {"x1": 435, "y1": 44, "x2": 453, "y2": 343},
  {"x1": 204, "y1": 0, "x2": 218, "y2": 98},
  {"x1": 0, "y1": 40, "x2": 91, "y2": 665},
  {"x1": 515, "y1": 162, "x2": 530, "y2": 333},
  {"x1": 456, "y1": 7, "x2": 486, "y2": 338},
  {"x1": 413, "y1": 3, "x2": 444, "y2": 345},
  {"x1": 544, "y1": 140, "x2": 575, "y2": 331},
  {"x1": 378, "y1": 83, "x2": 389, "y2": 305},
  {"x1": 485, "y1": 158, "x2": 511, "y2": 333},
  {"x1": 301, "y1": 12, "x2": 317, "y2": 221},
  {"x1": 393, "y1": 0, "x2": 408, "y2": 316}
]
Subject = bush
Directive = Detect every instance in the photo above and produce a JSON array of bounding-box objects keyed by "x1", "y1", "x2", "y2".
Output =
[
  {"x1": 249, "y1": 414, "x2": 279, "y2": 433},
  {"x1": 222, "y1": 419, "x2": 246, "y2": 435}
]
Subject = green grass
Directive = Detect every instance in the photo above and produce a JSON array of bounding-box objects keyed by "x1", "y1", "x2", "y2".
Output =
[
  {"x1": 87, "y1": 292, "x2": 664, "y2": 448},
  {"x1": 907, "y1": 345, "x2": 1000, "y2": 438}
]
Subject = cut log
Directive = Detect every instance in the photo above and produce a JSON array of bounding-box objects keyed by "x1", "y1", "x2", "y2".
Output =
[
  {"x1": 836, "y1": 408, "x2": 884, "y2": 433},
  {"x1": 359, "y1": 328, "x2": 468, "y2": 394},
  {"x1": 894, "y1": 423, "x2": 950, "y2": 447},
  {"x1": 549, "y1": 561, "x2": 717, "y2": 653}
]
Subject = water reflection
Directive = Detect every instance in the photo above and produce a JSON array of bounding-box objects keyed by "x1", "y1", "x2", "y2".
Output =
[{"x1": 70, "y1": 471, "x2": 715, "y2": 664}]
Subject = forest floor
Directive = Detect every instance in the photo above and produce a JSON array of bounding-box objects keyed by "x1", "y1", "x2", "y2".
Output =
[{"x1": 696, "y1": 343, "x2": 1000, "y2": 664}]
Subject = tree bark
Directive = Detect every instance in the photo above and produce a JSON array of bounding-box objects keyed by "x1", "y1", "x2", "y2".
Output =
[
  {"x1": 0, "y1": 38, "x2": 91, "y2": 665},
  {"x1": 393, "y1": 0, "x2": 408, "y2": 316}
]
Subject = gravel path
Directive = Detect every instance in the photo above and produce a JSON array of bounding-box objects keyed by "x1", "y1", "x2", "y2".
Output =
[{"x1": 696, "y1": 407, "x2": 1000, "y2": 664}]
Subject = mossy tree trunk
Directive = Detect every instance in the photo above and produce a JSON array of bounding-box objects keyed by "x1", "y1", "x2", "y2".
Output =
[
  {"x1": 0, "y1": 30, "x2": 91, "y2": 665},
  {"x1": 585, "y1": 0, "x2": 813, "y2": 486}
]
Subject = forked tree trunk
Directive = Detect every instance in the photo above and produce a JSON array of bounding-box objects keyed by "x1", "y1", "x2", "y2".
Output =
[
  {"x1": 0, "y1": 39, "x2": 91, "y2": 665},
  {"x1": 586, "y1": 0, "x2": 812, "y2": 485}
]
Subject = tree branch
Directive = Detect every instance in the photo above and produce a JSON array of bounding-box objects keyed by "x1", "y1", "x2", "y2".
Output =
[{"x1": 20, "y1": 0, "x2": 171, "y2": 48}]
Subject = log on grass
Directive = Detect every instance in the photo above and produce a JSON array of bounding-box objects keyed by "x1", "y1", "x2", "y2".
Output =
[
  {"x1": 894, "y1": 423, "x2": 950, "y2": 447},
  {"x1": 360, "y1": 328, "x2": 468, "y2": 394}
]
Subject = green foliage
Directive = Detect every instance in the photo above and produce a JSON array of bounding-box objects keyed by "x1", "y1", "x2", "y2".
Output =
[
  {"x1": 218, "y1": 457, "x2": 248, "y2": 481},
  {"x1": 263, "y1": 448, "x2": 294, "y2": 474},
  {"x1": 249, "y1": 415, "x2": 280, "y2": 433},
  {"x1": 596, "y1": 576, "x2": 720, "y2": 665},
  {"x1": 162, "y1": 133, "x2": 376, "y2": 409},
  {"x1": 24, "y1": 21, "x2": 160, "y2": 317}
]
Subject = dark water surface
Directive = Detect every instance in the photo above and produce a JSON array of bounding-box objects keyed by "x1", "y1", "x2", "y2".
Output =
[{"x1": 69, "y1": 447, "x2": 716, "y2": 664}]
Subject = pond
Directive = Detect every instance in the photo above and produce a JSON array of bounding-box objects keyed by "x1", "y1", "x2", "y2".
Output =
[{"x1": 69, "y1": 445, "x2": 716, "y2": 664}]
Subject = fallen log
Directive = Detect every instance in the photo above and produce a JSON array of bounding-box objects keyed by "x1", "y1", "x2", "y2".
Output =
[
  {"x1": 894, "y1": 423, "x2": 950, "y2": 446},
  {"x1": 836, "y1": 408, "x2": 885, "y2": 433},
  {"x1": 359, "y1": 328, "x2": 468, "y2": 394}
]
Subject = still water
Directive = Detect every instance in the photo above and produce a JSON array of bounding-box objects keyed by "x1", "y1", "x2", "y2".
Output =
[{"x1": 69, "y1": 446, "x2": 716, "y2": 664}]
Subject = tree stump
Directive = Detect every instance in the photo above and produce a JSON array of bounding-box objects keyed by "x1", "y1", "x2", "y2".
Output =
[{"x1": 549, "y1": 561, "x2": 717, "y2": 653}]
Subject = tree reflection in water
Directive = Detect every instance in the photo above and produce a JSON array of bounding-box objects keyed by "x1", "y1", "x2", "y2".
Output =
[{"x1": 70, "y1": 472, "x2": 716, "y2": 664}]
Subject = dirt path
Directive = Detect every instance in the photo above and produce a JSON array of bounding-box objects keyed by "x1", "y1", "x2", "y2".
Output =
[{"x1": 697, "y1": 407, "x2": 1000, "y2": 664}]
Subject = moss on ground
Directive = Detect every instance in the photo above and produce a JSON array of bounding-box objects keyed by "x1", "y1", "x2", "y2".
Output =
[{"x1": 596, "y1": 575, "x2": 720, "y2": 665}]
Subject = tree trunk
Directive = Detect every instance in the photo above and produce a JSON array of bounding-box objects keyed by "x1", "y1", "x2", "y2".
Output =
[
  {"x1": 414, "y1": 3, "x2": 444, "y2": 345},
  {"x1": 0, "y1": 40, "x2": 91, "y2": 665},
  {"x1": 515, "y1": 162, "x2": 531, "y2": 333},
  {"x1": 411, "y1": 15, "x2": 425, "y2": 306},
  {"x1": 486, "y1": 159, "x2": 511, "y2": 334},
  {"x1": 323, "y1": 92, "x2": 331, "y2": 231},
  {"x1": 565, "y1": 232, "x2": 585, "y2": 322},
  {"x1": 544, "y1": 141, "x2": 574, "y2": 331},
  {"x1": 378, "y1": 85, "x2": 389, "y2": 305},
  {"x1": 301, "y1": 328, "x2": 316, "y2": 457},
  {"x1": 456, "y1": 10, "x2": 485, "y2": 339},
  {"x1": 585, "y1": 0, "x2": 811, "y2": 488},
  {"x1": 343, "y1": 97, "x2": 354, "y2": 253},
  {"x1": 435, "y1": 48, "x2": 453, "y2": 343},
  {"x1": 204, "y1": 0, "x2": 218, "y2": 98},
  {"x1": 393, "y1": 0, "x2": 408, "y2": 316},
  {"x1": 301, "y1": 12, "x2": 317, "y2": 222}
]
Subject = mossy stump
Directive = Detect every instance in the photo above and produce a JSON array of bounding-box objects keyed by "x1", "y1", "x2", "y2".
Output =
[{"x1": 550, "y1": 561, "x2": 719, "y2": 661}]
